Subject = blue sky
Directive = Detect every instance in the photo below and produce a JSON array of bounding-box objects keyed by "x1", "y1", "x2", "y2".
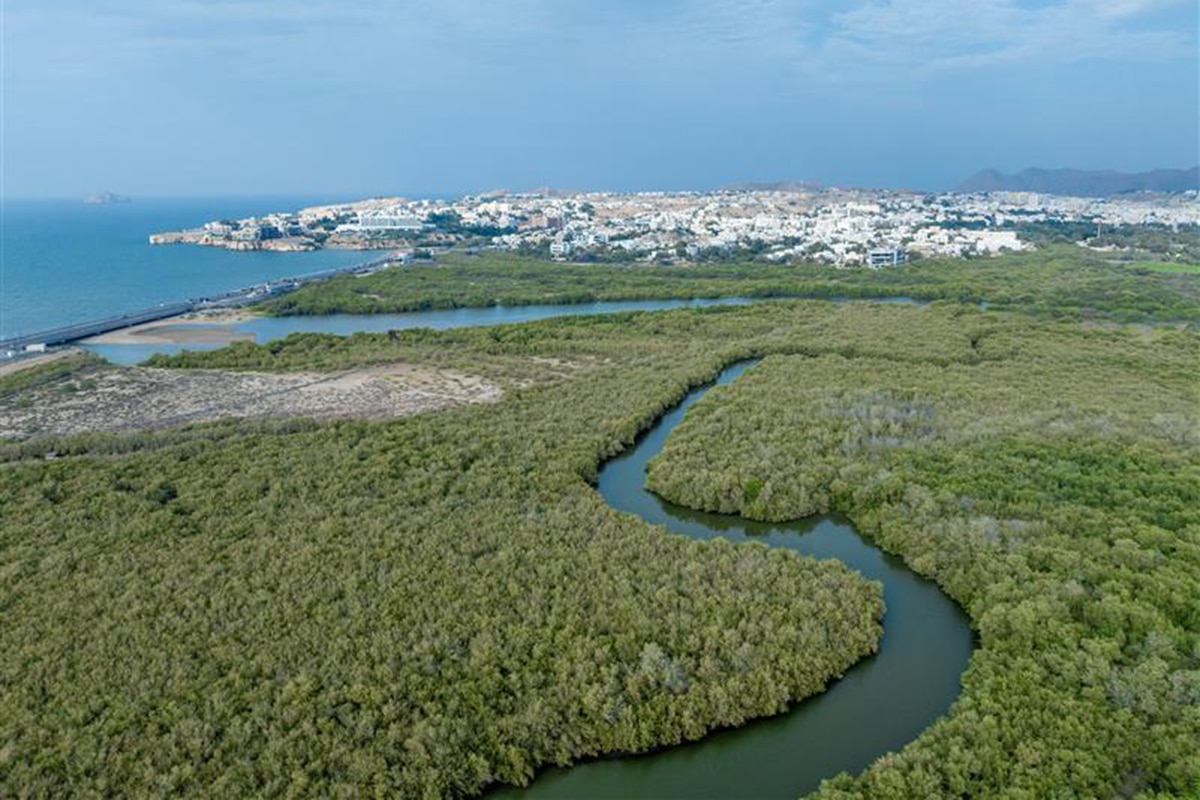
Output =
[{"x1": 3, "y1": 0, "x2": 1197, "y2": 197}]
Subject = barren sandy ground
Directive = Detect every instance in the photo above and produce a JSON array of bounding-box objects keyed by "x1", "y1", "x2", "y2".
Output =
[
  {"x1": 0, "y1": 363, "x2": 501, "y2": 439},
  {"x1": 82, "y1": 309, "x2": 257, "y2": 346},
  {"x1": 0, "y1": 349, "x2": 83, "y2": 379}
]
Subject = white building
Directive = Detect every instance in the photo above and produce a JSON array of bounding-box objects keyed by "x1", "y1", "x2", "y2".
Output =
[
  {"x1": 971, "y1": 230, "x2": 1025, "y2": 254},
  {"x1": 358, "y1": 210, "x2": 424, "y2": 231},
  {"x1": 867, "y1": 248, "x2": 907, "y2": 268}
]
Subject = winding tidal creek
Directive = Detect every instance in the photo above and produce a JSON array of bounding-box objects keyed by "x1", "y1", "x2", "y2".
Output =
[{"x1": 494, "y1": 360, "x2": 974, "y2": 799}]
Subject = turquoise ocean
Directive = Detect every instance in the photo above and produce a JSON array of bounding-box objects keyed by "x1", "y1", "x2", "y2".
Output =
[{"x1": 0, "y1": 197, "x2": 379, "y2": 340}]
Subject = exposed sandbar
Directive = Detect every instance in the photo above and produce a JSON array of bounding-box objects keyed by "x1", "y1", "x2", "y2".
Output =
[{"x1": 82, "y1": 309, "x2": 259, "y2": 346}]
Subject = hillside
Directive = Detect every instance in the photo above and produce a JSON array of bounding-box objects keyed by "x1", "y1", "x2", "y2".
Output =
[{"x1": 957, "y1": 166, "x2": 1199, "y2": 196}]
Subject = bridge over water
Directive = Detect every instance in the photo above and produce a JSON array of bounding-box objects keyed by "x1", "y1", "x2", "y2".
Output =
[{"x1": 0, "y1": 253, "x2": 402, "y2": 356}]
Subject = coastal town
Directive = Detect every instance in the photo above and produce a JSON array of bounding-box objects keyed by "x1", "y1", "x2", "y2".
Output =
[{"x1": 150, "y1": 187, "x2": 1200, "y2": 266}]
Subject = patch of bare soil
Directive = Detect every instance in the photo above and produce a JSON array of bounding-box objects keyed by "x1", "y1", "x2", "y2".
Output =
[
  {"x1": 0, "y1": 349, "x2": 82, "y2": 379},
  {"x1": 0, "y1": 363, "x2": 501, "y2": 439}
]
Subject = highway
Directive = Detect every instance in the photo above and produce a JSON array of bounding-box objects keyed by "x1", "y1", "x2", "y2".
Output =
[{"x1": 0, "y1": 252, "x2": 404, "y2": 357}]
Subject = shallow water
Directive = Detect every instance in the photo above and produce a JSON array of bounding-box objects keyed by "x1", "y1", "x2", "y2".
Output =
[
  {"x1": 84, "y1": 298, "x2": 761, "y2": 364},
  {"x1": 84, "y1": 296, "x2": 931, "y2": 365}
]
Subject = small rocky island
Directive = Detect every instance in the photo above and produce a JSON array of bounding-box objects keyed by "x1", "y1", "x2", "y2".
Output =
[{"x1": 83, "y1": 191, "x2": 131, "y2": 205}]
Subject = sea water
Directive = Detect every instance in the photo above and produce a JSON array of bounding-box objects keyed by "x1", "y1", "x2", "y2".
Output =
[{"x1": 0, "y1": 196, "x2": 381, "y2": 340}]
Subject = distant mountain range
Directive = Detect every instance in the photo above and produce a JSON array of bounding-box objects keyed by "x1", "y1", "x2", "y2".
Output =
[{"x1": 956, "y1": 167, "x2": 1199, "y2": 197}]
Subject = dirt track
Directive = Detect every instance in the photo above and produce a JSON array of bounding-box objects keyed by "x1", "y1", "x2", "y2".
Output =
[{"x1": 0, "y1": 363, "x2": 501, "y2": 439}]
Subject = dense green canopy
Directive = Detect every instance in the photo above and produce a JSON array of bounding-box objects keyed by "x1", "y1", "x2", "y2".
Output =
[
  {"x1": 259, "y1": 249, "x2": 1200, "y2": 324},
  {"x1": 3, "y1": 259, "x2": 1199, "y2": 796},
  {"x1": 647, "y1": 320, "x2": 1200, "y2": 797},
  {"x1": 2, "y1": 307, "x2": 889, "y2": 798}
]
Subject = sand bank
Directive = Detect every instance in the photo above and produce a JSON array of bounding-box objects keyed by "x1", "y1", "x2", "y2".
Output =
[{"x1": 82, "y1": 309, "x2": 259, "y2": 346}]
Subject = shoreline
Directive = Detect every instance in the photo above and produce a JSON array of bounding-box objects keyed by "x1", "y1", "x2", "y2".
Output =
[
  {"x1": 82, "y1": 309, "x2": 259, "y2": 346},
  {"x1": 0, "y1": 251, "x2": 402, "y2": 355}
]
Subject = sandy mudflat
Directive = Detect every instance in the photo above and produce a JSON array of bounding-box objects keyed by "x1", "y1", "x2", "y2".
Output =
[
  {"x1": 92, "y1": 324, "x2": 257, "y2": 346},
  {"x1": 0, "y1": 362, "x2": 502, "y2": 438},
  {"x1": 82, "y1": 309, "x2": 258, "y2": 346}
]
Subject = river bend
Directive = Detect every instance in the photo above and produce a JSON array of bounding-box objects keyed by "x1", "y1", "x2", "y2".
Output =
[{"x1": 494, "y1": 360, "x2": 973, "y2": 799}]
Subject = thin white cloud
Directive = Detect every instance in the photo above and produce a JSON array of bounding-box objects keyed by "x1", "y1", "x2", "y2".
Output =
[
  {"x1": 6, "y1": 0, "x2": 1195, "y2": 95},
  {"x1": 809, "y1": 0, "x2": 1197, "y2": 81}
]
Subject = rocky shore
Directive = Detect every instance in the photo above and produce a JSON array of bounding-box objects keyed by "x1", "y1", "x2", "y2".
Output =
[{"x1": 148, "y1": 231, "x2": 319, "y2": 252}]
